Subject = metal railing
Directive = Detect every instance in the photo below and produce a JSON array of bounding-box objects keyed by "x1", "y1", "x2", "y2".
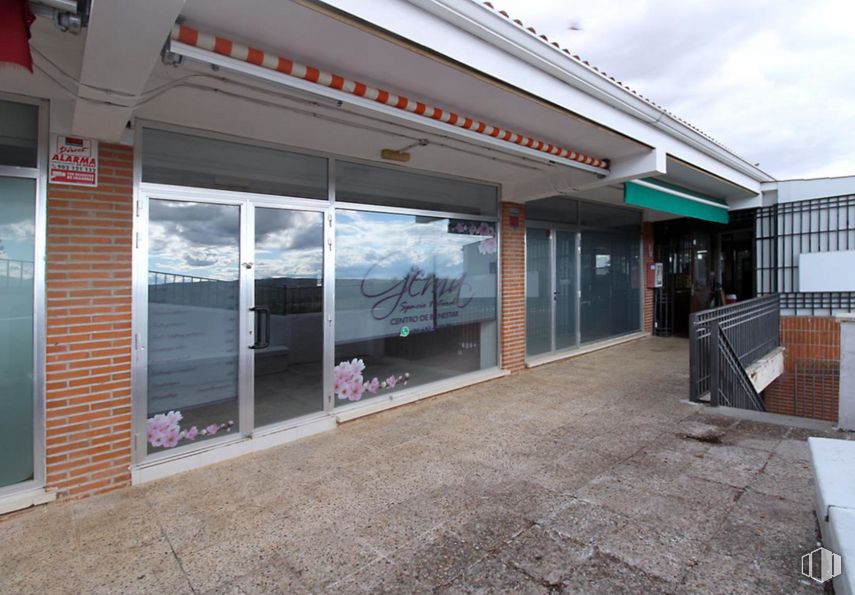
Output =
[
  {"x1": 148, "y1": 270, "x2": 237, "y2": 308},
  {"x1": 0, "y1": 258, "x2": 35, "y2": 287},
  {"x1": 689, "y1": 294, "x2": 780, "y2": 403},
  {"x1": 710, "y1": 326, "x2": 766, "y2": 411}
]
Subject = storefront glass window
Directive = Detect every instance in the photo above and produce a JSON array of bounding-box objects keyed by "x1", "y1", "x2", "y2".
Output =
[
  {"x1": 334, "y1": 210, "x2": 498, "y2": 403},
  {"x1": 335, "y1": 161, "x2": 498, "y2": 216},
  {"x1": 579, "y1": 201, "x2": 641, "y2": 342},
  {"x1": 0, "y1": 100, "x2": 38, "y2": 168},
  {"x1": 0, "y1": 176, "x2": 36, "y2": 488},
  {"x1": 526, "y1": 198, "x2": 641, "y2": 354},
  {"x1": 142, "y1": 129, "x2": 327, "y2": 199},
  {"x1": 146, "y1": 199, "x2": 241, "y2": 453}
]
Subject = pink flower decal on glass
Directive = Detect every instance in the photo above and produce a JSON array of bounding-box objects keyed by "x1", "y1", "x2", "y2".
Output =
[
  {"x1": 334, "y1": 358, "x2": 367, "y2": 402},
  {"x1": 146, "y1": 412, "x2": 233, "y2": 449},
  {"x1": 334, "y1": 358, "x2": 409, "y2": 401},
  {"x1": 478, "y1": 236, "x2": 497, "y2": 255},
  {"x1": 146, "y1": 411, "x2": 182, "y2": 449},
  {"x1": 449, "y1": 220, "x2": 497, "y2": 255}
]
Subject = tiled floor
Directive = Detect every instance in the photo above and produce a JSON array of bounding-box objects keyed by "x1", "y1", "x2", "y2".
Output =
[{"x1": 1, "y1": 337, "x2": 848, "y2": 594}]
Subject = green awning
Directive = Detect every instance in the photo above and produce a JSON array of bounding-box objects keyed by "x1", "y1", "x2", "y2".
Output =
[{"x1": 624, "y1": 179, "x2": 729, "y2": 223}]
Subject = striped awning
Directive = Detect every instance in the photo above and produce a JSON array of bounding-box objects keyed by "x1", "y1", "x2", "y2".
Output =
[{"x1": 624, "y1": 179, "x2": 729, "y2": 223}]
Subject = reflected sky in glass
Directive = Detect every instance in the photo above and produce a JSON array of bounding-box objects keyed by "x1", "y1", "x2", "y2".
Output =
[
  {"x1": 147, "y1": 204, "x2": 496, "y2": 282},
  {"x1": 148, "y1": 201, "x2": 324, "y2": 281},
  {"x1": 335, "y1": 210, "x2": 495, "y2": 280},
  {"x1": 0, "y1": 179, "x2": 35, "y2": 263}
]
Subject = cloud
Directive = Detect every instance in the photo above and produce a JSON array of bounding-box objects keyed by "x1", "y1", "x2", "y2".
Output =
[
  {"x1": 505, "y1": 0, "x2": 855, "y2": 179},
  {"x1": 334, "y1": 210, "x2": 492, "y2": 279}
]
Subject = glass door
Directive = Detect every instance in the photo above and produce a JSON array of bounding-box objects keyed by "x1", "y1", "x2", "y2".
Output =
[
  {"x1": 554, "y1": 230, "x2": 577, "y2": 350},
  {"x1": 525, "y1": 225, "x2": 578, "y2": 358},
  {"x1": 142, "y1": 193, "x2": 327, "y2": 458},
  {"x1": 251, "y1": 205, "x2": 325, "y2": 427},
  {"x1": 525, "y1": 227, "x2": 552, "y2": 357}
]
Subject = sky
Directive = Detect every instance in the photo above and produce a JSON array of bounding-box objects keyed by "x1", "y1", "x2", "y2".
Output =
[{"x1": 503, "y1": 0, "x2": 855, "y2": 180}]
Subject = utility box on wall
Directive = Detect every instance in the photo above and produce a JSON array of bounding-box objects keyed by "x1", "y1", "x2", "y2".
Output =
[{"x1": 646, "y1": 261, "x2": 663, "y2": 289}]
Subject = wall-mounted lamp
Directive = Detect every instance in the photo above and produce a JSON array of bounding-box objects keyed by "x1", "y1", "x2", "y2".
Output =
[{"x1": 381, "y1": 138, "x2": 429, "y2": 163}]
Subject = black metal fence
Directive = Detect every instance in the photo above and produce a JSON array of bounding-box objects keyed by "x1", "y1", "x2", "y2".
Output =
[
  {"x1": 791, "y1": 359, "x2": 839, "y2": 420},
  {"x1": 756, "y1": 195, "x2": 855, "y2": 315},
  {"x1": 689, "y1": 294, "x2": 780, "y2": 403}
]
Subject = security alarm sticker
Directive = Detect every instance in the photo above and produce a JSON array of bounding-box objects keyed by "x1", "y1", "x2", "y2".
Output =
[{"x1": 49, "y1": 135, "x2": 98, "y2": 187}]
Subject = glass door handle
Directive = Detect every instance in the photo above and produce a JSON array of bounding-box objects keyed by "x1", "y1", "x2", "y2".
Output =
[{"x1": 249, "y1": 306, "x2": 271, "y2": 350}]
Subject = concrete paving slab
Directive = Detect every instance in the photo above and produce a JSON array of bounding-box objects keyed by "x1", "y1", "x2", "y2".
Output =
[
  {"x1": 438, "y1": 554, "x2": 550, "y2": 594},
  {"x1": 0, "y1": 337, "x2": 826, "y2": 594}
]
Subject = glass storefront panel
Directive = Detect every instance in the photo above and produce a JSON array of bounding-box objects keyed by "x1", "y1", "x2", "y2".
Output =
[
  {"x1": 0, "y1": 176, "x2": 36, "y2": 488},
  {"x1": 554, "y1": 230, "x2": 577, "y2": 350},
  {"x1": 580, "y1": 229, "x2": 641, "y2": 343},
  {"x1": 0, "y1": 100, "x2": 38, "y2": 168},
  {"x1": 526, "y1": 198, "x2": 641, "y2": 357},
  {"x1": 253, "y1": 207, "x2": 325, "y2": 426},
  {"x1": 335, "y1": 161, "x2": 498, "y2": 216},
  {"x1": 146, "y1": 199, "x2": 241, "y2": 453},
  {"x1": 525, "y1": 228, "x2": 551, "y2": 357},
  {"x1": 526, "y1": 197, "x2": 578, "y2": 225},
  {"x1": 141, "y1": 129, "x2": 328, "y2": 199},
  {"x1": 334, "y1": 210, "x2": 498, "y2": 403}
]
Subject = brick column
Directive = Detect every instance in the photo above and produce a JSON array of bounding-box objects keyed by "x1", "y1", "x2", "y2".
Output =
[
  {"x1": 642, "y1": 222, "x2": 654, "y2": 334},
  {"x1": 45, "y1": 143, "x2": 134, "y2": 499},
  {"x1": 500, "y1": 202, "x2": 526, "y2": 373}
]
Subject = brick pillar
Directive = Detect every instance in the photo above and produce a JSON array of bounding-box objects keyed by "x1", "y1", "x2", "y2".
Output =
[
  {"x1": 45, "y1": 143, "x2": 134, "y2": 499},
  {"x1": 642, "y1": 222, "x2": 654, "y2": 334},
  {"x1": 500, "y1": 202, "x2": 526, "y2": 372}
]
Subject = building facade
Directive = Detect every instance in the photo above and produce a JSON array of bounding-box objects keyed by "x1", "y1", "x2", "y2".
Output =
[{"x1": 0, "y1": 0, "x2": 846, "y2": 512}]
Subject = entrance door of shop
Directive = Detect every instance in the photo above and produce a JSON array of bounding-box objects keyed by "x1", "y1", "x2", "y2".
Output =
[
  {"x1": 525, "y1": 225, "x2": 578, "y2": 358},
  {"x1": 140, "y1": 189, "x2": 328, "y2": 459},
  {"x1": 250, "y1": 204, "x2": 326, "y2": 428}
]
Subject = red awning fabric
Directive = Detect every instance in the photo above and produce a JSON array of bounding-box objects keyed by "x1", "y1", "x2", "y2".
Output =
[{"x1": 0, "y1": 0, "x2": 36, "y2": 72}]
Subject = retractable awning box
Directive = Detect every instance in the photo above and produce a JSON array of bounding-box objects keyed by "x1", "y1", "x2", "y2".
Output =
[{"x1": 625, "y1": 178, "x2": 729, "y2": 223}]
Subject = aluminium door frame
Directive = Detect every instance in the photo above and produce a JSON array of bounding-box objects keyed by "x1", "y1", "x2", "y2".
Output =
[
  {"x1": 0, "y1": 93, "x2": 48, "y2": 499},
  {"x1": 525, "y1": 221, "x2": 579, "y2": 356},
  {"x1": 248, "y1": 197, "x2": 333, "y2": 430},
  {"x1": 132, "y1": 183, "x2": 331, "y2": 466}
]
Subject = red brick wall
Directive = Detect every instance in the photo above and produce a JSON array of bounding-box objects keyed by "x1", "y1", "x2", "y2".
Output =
[
  {"x1": 642, "y1": 222, "x2": 654, "y2": 334},
  {"x1": 500, "y1": 202, "x2": 526, "y2": 373},
  {"x1": 45, "y1": 143, "x2": 134, "y2": 499},
  {"x1": 764, "y1": 316, "x2": 840, "y2": 422}
]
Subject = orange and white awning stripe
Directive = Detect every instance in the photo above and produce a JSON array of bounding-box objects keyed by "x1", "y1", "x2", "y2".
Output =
[{"x1": 169, "y1": 24, "x2": 610, "y2": 171}]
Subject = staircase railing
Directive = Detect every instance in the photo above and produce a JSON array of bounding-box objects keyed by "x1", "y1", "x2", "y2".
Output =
[
  {"x1": 689, "y1": 294, "x2": 780, "y2": 406},
  {"x1": 710, "y1": 325, "x2": 767, "y2": 410}
]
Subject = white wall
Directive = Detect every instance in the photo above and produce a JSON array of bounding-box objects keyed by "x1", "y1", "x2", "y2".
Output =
[{"x1": 776, "y1": 176, "x2": 855, "y2": 204}]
